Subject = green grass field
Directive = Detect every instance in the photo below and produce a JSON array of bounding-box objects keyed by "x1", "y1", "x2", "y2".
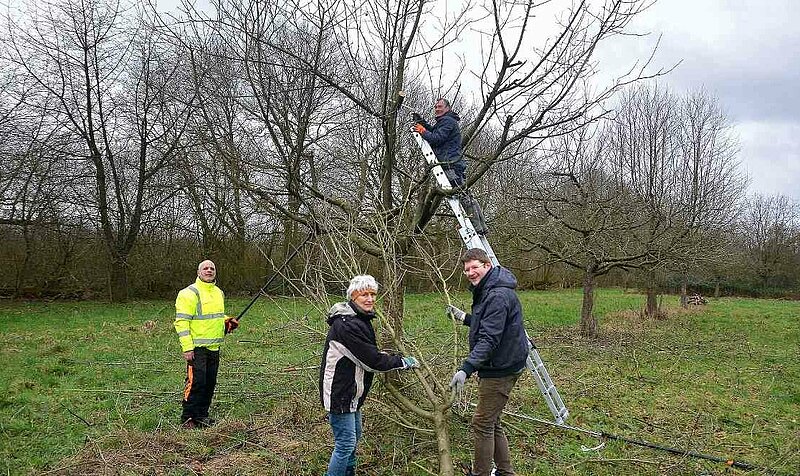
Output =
[{"x1": 0, "y1": 289, "x2": 797, "y2": 475}]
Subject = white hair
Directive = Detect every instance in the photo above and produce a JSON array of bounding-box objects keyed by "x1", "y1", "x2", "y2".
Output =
[{"x1": 346, "y1": 275, "x2": 378, "y2": 299}]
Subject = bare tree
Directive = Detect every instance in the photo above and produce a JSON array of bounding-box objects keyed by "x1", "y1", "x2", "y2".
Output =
[
  {"x1": 515, "y1": 128, "x2": 653, "y2": 336},
  {"x1": 0, "y1": 66, "x2": 45, "y2": 228},
  {"x1": 605, "y1": 84, "x2": 744, "y2": 318},
  {"x1": 4, "y1": 0, "x2": 193, "y2": 300},
  {"x1": 671, "y1": 88, "x2": 745, "y2": 305},
  {"x1": 515, "y1": 85, "x2": 745, "y2": 334},
  {"x1": 171, "y1": 0, "x2": 659, "y2": 473},
  {"x1": 0, "y1": 56, "x2": 82, "y2": 295},
  {"x1": 740, "y1": 194, "x2": 800, "y2": 292},
  {"x1": 183, "y1": 0, "x2": 661, "y2": 319},
  {"x1": 605, "y1": 84, "x2": 682, "y2": 317}
]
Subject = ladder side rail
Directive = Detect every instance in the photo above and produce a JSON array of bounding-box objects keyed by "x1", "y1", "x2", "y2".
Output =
[
  {"x1": 414, "y1": 131, "x2": 489, "y2": 253},
  {"x1": 527, "y1": 336, "x2": 570, "y2": 424},
  {"x1": 531, "y1": 347, "x2": 568, "y2": 411},
  {"x1": 413, "y1": 132, "x2": 454, "y2": 190},
  {"x1": 478, "y1": 235, "x2": 500, "y2": 267},
  {"x1": 526, "y1": 354, "x2": 568, "y2": 424},
  {"x1": 529, "y1": 347, "x2": 569, "y2": 423}
]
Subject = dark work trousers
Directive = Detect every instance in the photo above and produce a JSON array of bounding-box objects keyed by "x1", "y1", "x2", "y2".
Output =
[
  {"x1": 181, "y1": 346, "x2": 220, "y2": 422},
  {"x1": 472, "y1": 373, "x2": 521, "y2": 476},
  {"x1": 443, "y1": 167, "x2": 488, "y2": 235},
  {"x1": 443, "y1": 166, "x2": 466, "y2": 188}
]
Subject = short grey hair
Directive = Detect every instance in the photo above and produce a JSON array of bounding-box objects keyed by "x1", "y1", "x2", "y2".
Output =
[{"x1": 346, "y1": 274, "x2": 379, "y2": 299}]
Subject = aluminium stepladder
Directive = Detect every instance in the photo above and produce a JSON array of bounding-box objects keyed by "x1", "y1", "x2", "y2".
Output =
[{"x1": 412, "y1": 130, "x2": 569, "y2": 425}]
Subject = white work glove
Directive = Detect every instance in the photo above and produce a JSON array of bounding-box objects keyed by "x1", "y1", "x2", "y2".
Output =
[
  {"x1": 450, "y1": 370, "x2": 467, "y2": 395},
  {"x1": 401, "y1": 356, "x2": 419, "y2": 369},
  {"x1": 446, "y1": 304, "x2": 466, "y2": 322}
]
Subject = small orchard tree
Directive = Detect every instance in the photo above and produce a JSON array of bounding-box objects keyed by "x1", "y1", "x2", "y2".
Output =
[{"x1": 606, "y1": 84, "x2": 744, "y2": 318}]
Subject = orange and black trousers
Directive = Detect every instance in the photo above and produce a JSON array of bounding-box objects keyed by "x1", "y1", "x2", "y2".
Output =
[{"x1": 181, "y1": 347, "x2": 220, "y2": 422}]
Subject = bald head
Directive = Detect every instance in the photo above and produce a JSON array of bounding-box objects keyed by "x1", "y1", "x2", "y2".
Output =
[{"x1": 197, "y1": 260, "x2": 217, "y2": 283}]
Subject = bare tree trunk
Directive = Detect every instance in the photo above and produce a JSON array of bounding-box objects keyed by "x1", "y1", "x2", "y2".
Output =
[
  {"x1": 644, "y1": 290, "x2": 658, "y2": 318},
  {"x1": 13, "y1": 223, "x2": 33, "y2": 297},
  {"x1": 644, "y1": 272, "x2": 661, "y2": 319},
  {"x1": 580, "y1": 270, "x2": 597, "y2": 337},
  {"x1": 680, "y1": 272, "x2": 688, "y2": 309},
  {"x1": 381, "y1": 259, "x2": 405, "y2": 346},
  {"x1": 714, "y1": 280, "x2": 721, "y2": 298},
  {"x1": 433, "y1": 407, "x2": 455, "y2": 476},
  {"x1": 281, "y1": 198, "x2": 301, "y2": 293},
  {"x1": 109, "y1": 256, "x2": 129, "y2": 302}
]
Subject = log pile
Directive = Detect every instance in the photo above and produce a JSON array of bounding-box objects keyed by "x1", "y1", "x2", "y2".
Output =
[{"x1": 688, "y1": 294, "x2": 708, "y2": 305}]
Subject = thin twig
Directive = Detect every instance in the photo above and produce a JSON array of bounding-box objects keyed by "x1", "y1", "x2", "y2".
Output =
[
  {"x1": 58, "y1": 400, "x2": 93, "y2": 427},
  {"x1": 410, "y1": 460, "x2": 438, "y2": 475},
  {"x1": 568, "y1": 457, "x2": 659, "y2": 470}
]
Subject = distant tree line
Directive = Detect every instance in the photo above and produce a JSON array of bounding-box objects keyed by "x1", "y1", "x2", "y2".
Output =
[{"x1": 0, "y1": 0, "x2": 797, "y2": 309}]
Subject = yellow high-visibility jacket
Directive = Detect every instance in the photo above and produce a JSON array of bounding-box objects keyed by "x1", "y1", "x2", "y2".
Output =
[{"x1": 174, "y1": 278, "x2": 226, "y2": 352}]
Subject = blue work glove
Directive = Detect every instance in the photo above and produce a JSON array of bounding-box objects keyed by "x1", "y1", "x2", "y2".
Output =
[
  {"x1": 450, "y1": 370, "x2": 467, "y2": 394},
  {"x1": 445, "y1": 305, "x2": 466, "y2": 322},
  {"x1": 402, "y1": 356, "x2": 419, "y2": 369}
]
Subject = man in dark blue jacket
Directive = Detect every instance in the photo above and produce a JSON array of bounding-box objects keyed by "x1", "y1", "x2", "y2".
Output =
[
  {"x1": 413, "y1": 98, "x2": 488, "y2": 235},
  {"x1": 447, "y1": 248, "x2": 529, "y2": 476}
]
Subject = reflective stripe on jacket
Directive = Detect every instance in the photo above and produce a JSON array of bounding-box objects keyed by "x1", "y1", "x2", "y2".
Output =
[
  {"x1": 319, "y1": 301, "x2": 405, "y2": 413},
  {"x1": 174, "y1": 278, "x2": 226, "y2": 352}
]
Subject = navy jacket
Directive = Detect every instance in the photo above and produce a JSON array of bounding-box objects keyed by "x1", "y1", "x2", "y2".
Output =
[
  {"x1": 461, "y1": 266, "x2": 529, "y2": 378},
  {"x1": 420, "y1": 111, "x2": 466, "y2": 176},
  {"x1": 319, "y1": 301, "x2": 405, "y2": 413}
]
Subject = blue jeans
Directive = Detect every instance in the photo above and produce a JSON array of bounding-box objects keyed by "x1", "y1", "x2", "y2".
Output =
[{"x1": 326, "y1": 411, "x2": 362, "y2": 476}]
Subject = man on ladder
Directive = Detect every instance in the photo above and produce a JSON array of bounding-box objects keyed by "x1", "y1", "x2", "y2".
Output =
[{"x1": 413, "y1": 98, "x2": 488, "y2": 235}]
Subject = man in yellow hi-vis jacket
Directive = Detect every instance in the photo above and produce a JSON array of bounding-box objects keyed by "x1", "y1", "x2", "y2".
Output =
[{"x1": 175, "y1": 260, "x2": 238, "y2": 428}]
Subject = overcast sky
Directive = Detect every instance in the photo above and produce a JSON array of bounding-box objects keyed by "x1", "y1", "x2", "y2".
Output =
[{"x1": 597, "y1": 0, "x2": 800, "y2": 199}]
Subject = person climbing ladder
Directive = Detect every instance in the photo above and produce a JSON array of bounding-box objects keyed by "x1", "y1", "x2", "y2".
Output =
[{"x1": 413, "y1": 98, "x2": 489, "y2": 235}]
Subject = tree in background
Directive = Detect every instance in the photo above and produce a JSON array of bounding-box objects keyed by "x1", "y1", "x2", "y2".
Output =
[
  {"x1": 515, "y1": 84, "x2": 745, "y2": 335},
  {"x1": 671, "y1": 89, "x2": 745, "y2": 305},
  {"x1": 4, "y1": 0, "x2": 194, "y2": 301},
  {"x1": 515, "y1": 128, "x2": 652, "y2": 337},
  {"x1": 606, "y1": 84, "x2": 744, "y2": 318},
  {"x1": 740, "y1": 194, "x2": 800, "y2": 294}
]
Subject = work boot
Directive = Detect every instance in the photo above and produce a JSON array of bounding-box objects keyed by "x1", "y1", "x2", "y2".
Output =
[
  {"x1": 461, "y1": 196, "x2": 489, "y2": 235},
  {"x1": 197, "y1": 417, "x2": 216, "y2": 427},
  {"x1": 345, "y1": 466, "x2": 355, "y2": 476},
  {"x1": 181, "y1": 418, "x2": 197, "y2": 429}
]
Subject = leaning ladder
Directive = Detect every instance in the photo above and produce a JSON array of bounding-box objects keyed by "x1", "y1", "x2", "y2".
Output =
[
  {"x1": 410, "y1": 131, "x2": 499, "y2": 265},
  {"x1": 412, "y1": 131, "x2": 569, "y2": 425}
]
